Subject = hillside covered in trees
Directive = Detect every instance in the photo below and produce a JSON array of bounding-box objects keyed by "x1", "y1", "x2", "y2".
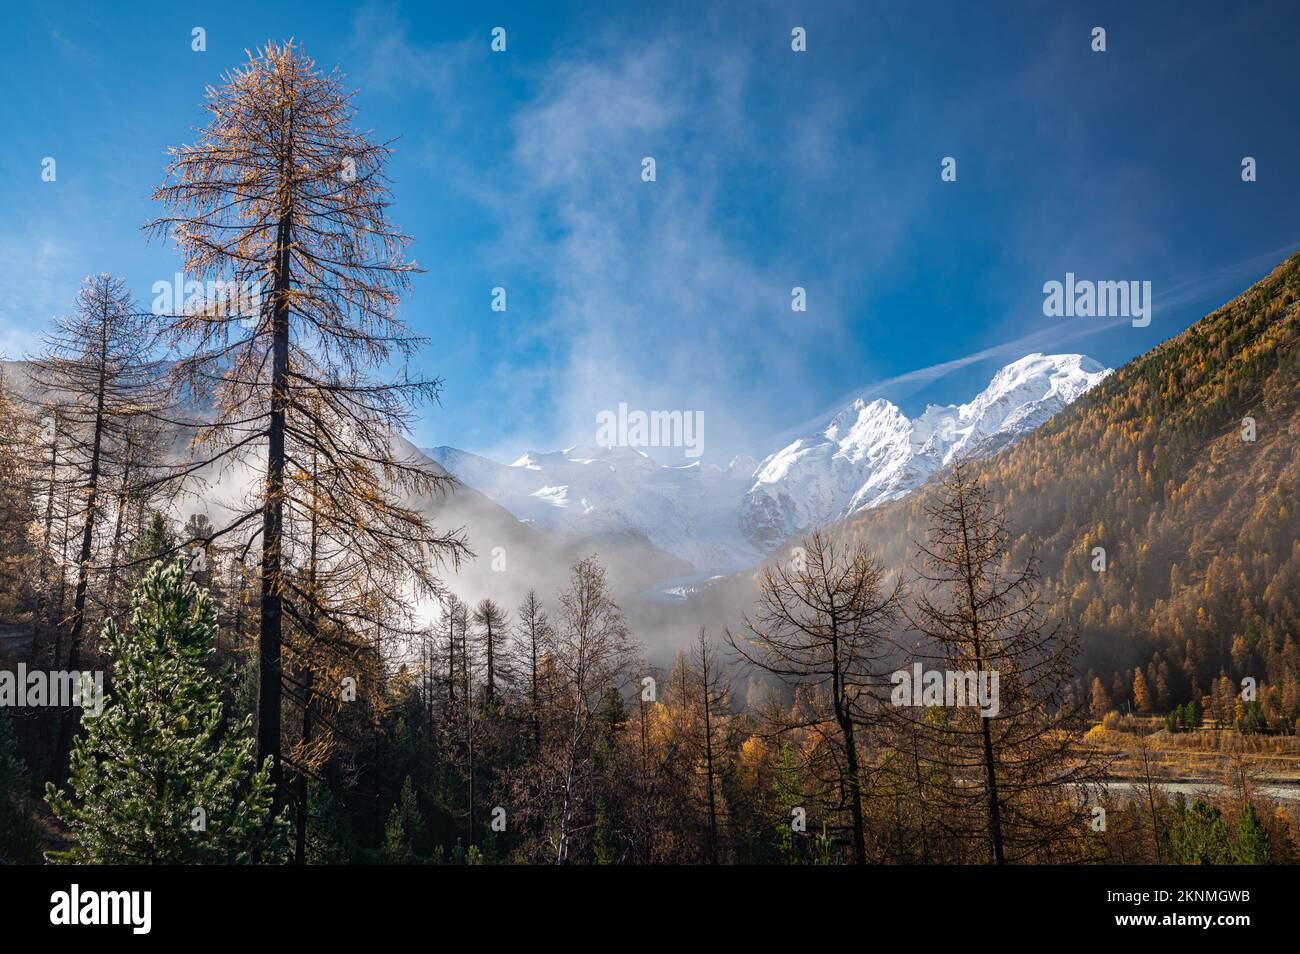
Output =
[{"x1": 832, "y1": 253, "x2": 1300, "y2": 733}]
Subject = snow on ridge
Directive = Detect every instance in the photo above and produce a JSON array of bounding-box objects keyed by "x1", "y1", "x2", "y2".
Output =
[
  {"x1": 737, "y1": 353, "x2": 1110, "y2": 549},
  {"x1": 425, "y1": 353, "x2": 1110, "y2": 578}
]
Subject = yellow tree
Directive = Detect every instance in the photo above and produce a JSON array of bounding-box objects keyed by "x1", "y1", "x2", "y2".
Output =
[{"x1": 1132, "y1": 669, "x2": 1152, "y2": 713}]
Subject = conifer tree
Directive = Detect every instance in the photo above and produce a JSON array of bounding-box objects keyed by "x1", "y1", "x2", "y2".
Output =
[
  {"x1": 26, "y1": 273, "x2": 166, "y2": 776},
  {"x1": 45, "y1": 560, "x2": 288, "y2": 863},
  {"x1": 691, "y1": 627, "x2": 729, "y2": 863},
  {"x1": 1233, "y1": 803, "x2": 1270, "y2": 864},
  {"x1": 0, "y1": 712, "x2": 41, "y2": 863},
  {"x1": 512, "y1": 590, "x2": 552, "y2": 743},
  {"x1": 383, "y1": 774, "x2": 425, "y2": 864},
  {"x1": 0, "y1": 374, "x2": 36, "y2": 621},
  {"x1": 146, "y1": 40, "x2": 466, "y2": 811},
  {"x1": 550, "y1": 558, "x2": 634, "y2": 863},
  {"x1": 1089, "y1": 676, "x2": 1111, "y2": 720},
  {"x1": 473, "y1": 598, "x2": 508, "y2": 704},
  {"x1": 1133, "y1": 669, "x2": 1153, "y2": 714},
  {"x1": 728, "y1": 530, "x2": 900, "y2": 865},
  {"x1": 903, "y1": 462, "x2": 1103, "y2": 864}
]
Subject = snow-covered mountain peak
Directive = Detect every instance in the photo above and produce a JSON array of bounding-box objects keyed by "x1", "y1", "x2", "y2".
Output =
[
  {"x1": 426, "y1": 441, "x2": 764, "y2": 581},
  {"x1": 727, "y1": 454, "x2": 759, "y2": 476},
  {"x1": 739, "y1": 353, "x2": 1110, "y2": 549},
  {"x1": 428, "y1": 352, "x2": 1110, "y2": 581}
]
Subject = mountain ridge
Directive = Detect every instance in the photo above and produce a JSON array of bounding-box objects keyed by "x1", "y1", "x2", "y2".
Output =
[{"x1": 428, "y1": 351, "x2": 1111, "y2": 579}]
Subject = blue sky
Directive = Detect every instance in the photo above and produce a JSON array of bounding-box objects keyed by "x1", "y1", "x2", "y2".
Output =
[{"x1": 2, "y1": 0, "x2": 1298, "y2": 464}]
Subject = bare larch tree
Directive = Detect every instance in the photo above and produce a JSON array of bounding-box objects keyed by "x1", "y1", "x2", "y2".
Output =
[
  {"x1": 25, "y1": 273, "x2": 164, "y2": 776},
  {"x1": 727, "y1": 529, "x2": 900, "y2": 864},
  {"x1": 901, "y1": 461, "x2": 1102, "y2": 864}
]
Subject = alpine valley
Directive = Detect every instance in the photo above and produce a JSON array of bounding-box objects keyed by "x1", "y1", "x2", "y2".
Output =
[{"x1": 427, "y1": 352, "x2": 1112, "y2": 590}]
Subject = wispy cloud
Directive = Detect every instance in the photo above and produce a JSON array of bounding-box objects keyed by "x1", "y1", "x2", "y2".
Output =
[
  {"x1": 458, "y1": 21, "x2": 918, "y2": 463},
  {"x1": 765, "y1": 240, "x2": 1300, "y2": 449},
  {"x1": 348, "y1": 6, "x2": 477, "y2": 99}
]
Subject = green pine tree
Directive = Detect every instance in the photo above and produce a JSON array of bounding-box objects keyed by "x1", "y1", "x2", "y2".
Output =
[
  {"x1": 1170, "y1": 799, "x2": 1232, "y2": 865},
  {"x1": 45, "y1": 559, "x2": 288, "y2": 863},
  {"x1": 0, "y1": 711, "x2": 42, "y2": 863},
  {"x1": 305, "y1": 777, "x2": 355, "y2": 864},
  {"x1": 383, "y1": 775, "x2": 425, "y2": 864},
  {"x1": 1232, "y1": 803, "x2": 1271, "y2": 864},
  {"x1": 130, "y1": 513, "x2": 176, "y2": 588}
]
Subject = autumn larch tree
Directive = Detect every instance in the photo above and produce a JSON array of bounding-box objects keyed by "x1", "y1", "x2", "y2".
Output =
[
  {"x1": 0, "y1": 372, "x2": 37, "y2": 623},
  {"x1": 473, "y1": 597, "x2": 508, "y2": 704},
  {"x1": 25, "y1": 273, "x2": 165, "y2": 778},
  {"x1": 691, "y1": 628, "x2": 730, "y2": 864},
  {"x1": 727, "y1": 530, "x2": 900, "y2": 865},
  {"x1": 903, "y1": 462, "x2": 1105, "y2": 864},
  {"x1": 512, "y1": 589, "x2": 552, "y2": 743},
  {"x1": 550, "y1": 557, "x2": 635, "y2": 863},
  {"x1": 146, "y1": 41, "x2": 466, "y2": 811}
]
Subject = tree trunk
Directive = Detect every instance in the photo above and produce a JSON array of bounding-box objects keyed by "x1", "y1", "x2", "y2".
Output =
[
  {"x1": 829, "y1": 619, "x2": 867, "y2": 865},
  {"x1": 957, "y1": 490, "x2": 1005, "y2": 865},
  {"x1": 485, "y1": 622, "x2": 495, "y2": 702},
  {"x1": 702, "y1": 683, "x2": 719, "y2": 864},
  {"x1": 556, "y1": 658, "x2": 586, "y2": 864},
  {"x1": 294, "y1": 667, "x2": 314, "y2": 865},
  {"x1": 34, "y1": 418, "x2": 60, "y2": 662},
  {"x1": 103, "y1": 451, "x2": 133, "y2": 615},
  {"x1": 258, "y1": 208, "x2": 293, "y2": 814},
  {"x1": 50, "y1": 313, "x2": 110, "y2": 779}
]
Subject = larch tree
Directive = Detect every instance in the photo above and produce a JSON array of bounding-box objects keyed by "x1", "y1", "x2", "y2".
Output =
[
  {"x1": 727, "y1": 530, "x2": 900, "y2": 865},
  {"x1": 550, "y1": 557, "x2": 635, "y2": 864},
  {"x1": 512, "y1": 589, "x2": 552, "y2": 743},
  {"x1": 1089, "y1": 675, "x2": 1111, "y2": 721},
  {"x1": 25, "y1": 273, "x2": 165, "y2": 777},
  {"x1": 691, "y1": 627, "x2": 730, "y2": 864},
  {"x1": 0, "y1": 372, "x2": 37, "y2": 622},
  {"x1": 102, "y1": 415, "x2": 175, "y2": 620},
  {"x1": 1133, "y1": 668, "x2": 1153, "y2": 713},
  {"x1": 903, "y1": 462, "x2": 1103, "y2": 864},
  {"x1": 472, "y1": 597, "x2": 508, "y2": 704},
  {"x1": 442, "y1": 593, "x2": 466, "y2": 717},
  {"x1": 146, "y1": 41, "x2": 466, "y2": 811},
  {"x1": 29, "y1": 405, "x2": 67, "y2": 649}
]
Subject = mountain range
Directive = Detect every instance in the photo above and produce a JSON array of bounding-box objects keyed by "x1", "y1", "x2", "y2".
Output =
[
  {"x1": 427, "y1": 352, "x2": 1112, "y2": 584},
  {"x1": 680, "y1": 251, "x2": 1300, "y2": 707}
]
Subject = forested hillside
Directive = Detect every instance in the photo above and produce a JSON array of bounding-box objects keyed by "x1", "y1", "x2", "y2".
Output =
[{"x1": 835, "y1": 253, "x2": 1300, "y2": 729}]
